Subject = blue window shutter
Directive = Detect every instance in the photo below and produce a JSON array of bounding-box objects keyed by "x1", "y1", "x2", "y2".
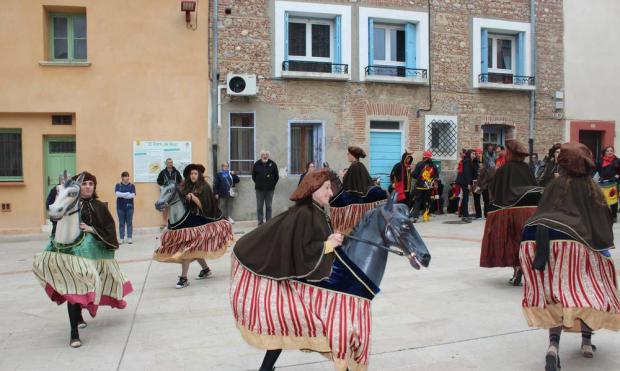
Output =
[
  {"x1": 284, "y1": 12, "x2": 289, "y2": 62},
  {"x1": 516, "y1": 31, "x2": 525, "y2": 76},
  {"x1": 405, "y1": 23, "x2": 417, "y2": 76},
  {"x1": 368, "y1": 18, "x2": 374, "y2": 69},
  {"x1": 333, "y1": 15, "x2": 341, "y2": 73},
  {"x1": 481, "y1": 29, "x2": 489, "y2": 75}
]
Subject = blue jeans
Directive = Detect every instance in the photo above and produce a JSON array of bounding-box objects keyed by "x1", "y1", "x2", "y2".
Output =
[{"x1": 117, "y1": 207, "x2": 134, "y2": 239}]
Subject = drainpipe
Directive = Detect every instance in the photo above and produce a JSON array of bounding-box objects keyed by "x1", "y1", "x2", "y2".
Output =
[
  {"x1": 210, "y1": 0, "x2": 219, "y2": 178},
  {"x1": 528, "y1": 0, "x2": 537, "y2": 157},
  {"x1": 217, "y1": 84, "x2": 226, "y2": 129},
  {"x1": 416, "y1": 0, "x2": 432, "y2": 118}
]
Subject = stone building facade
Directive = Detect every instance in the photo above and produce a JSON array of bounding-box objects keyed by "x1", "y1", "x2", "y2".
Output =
[{"x1": 211, "y1": 0, "x2": 564, "y2": 221}]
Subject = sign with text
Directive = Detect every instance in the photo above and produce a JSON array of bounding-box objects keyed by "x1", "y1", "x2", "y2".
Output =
[{"x1": 133, "y1": 141, "x2": 191, "y2": 182}]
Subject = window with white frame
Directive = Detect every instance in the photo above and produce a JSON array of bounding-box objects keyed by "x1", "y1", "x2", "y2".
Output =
[
  {"x1": 373, "y1": 24, "x2": 405, "y2": 65},
  {"x1": 359, "y1": 8, "x2": 429, "y2": 81},
  {"x1": 487, "y1": 34, "x2": 515, "y2": 74},
  {"x1": 288, "y1": 19, "x2": 332, "y2": 60},
  {"x1": 284, "y1": 14, "x2": 343, "y2": 74},
  {"x1": 473, "y1": 18, "x2": 533, "y2": 87},
  {"x1": 424, "y1": 116, "x2": 458, "y2": 160},
  {"x1": 290, "y1": 122, "x2": 322, "y2": 174},
  {"x1": 229, "y1": 113, "x2": 255, "y2": 174},
  {"x1": 275, "y1": 2, "x2": 351, "y2": 77}
]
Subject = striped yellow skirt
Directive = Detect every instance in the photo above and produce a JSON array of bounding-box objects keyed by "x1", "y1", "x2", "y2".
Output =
[{"x1": 33, "y1": 233, "x2": 133, "y2": 317}]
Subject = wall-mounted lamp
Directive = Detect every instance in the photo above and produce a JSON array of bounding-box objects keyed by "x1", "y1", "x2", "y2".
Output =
[{"x1": 181, "y1": 1, "x2": 196, "y2": 24}]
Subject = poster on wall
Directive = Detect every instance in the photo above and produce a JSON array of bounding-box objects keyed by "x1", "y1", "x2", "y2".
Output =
[{"x1": 133, "y1": 141, "x2": 192, "y2": 183}]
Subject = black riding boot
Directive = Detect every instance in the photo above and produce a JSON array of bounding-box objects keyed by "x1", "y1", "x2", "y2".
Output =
[
  {"x1": 67, "y1": 303, "x2": 82, "y2": 348},
  {"x1": 259, "y1": 349, "x2": 282, "y2": 371}
]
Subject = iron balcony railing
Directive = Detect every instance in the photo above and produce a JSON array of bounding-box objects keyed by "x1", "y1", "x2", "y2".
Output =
[
  {"x1": 478, "y1": 73, "x2": 535, "y2": 86},
  {"x1": 365, "y1": 65, "x2": 428, "y2": 79},
  {"x1": 282, "y1": 61, "x2": 348, "y2": 74}
]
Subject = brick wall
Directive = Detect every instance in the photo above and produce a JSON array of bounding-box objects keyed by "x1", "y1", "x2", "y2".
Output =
[{"x1": 210, "y1": 0, "x2": 564, "y2": 219}]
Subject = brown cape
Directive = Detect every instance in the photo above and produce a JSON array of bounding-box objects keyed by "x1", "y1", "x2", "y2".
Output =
[
  {"x1": 233, "y1": 200, "x2": 334, "y2": 281},
  {"x1": 526, "y1": 176, "x2": 614, "y2": 251},
  {"x1": 80, "y1": 198, "x2": 119, "y2": 249},
  {"x1": 180, "y1": 181, "x2": 222, "y2": 220},
  {"x1": 343, "y1": 161, "x2": 374, "y2": 196},
  {"x1": 490, "y1": 161, "x2": 542, "y2": 208}
]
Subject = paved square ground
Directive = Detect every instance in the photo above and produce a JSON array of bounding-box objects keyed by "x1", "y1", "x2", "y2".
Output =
[{"x1": 1, "y1": 215, "x2": 619, "y2": 370}]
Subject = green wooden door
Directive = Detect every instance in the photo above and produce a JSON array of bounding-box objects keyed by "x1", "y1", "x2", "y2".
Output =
[{"x1": 44, "y1": 137, "x2": 76, "y2": 198}]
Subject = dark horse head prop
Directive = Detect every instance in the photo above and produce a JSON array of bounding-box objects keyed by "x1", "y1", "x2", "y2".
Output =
[
  {"x1": 341, "y1": 191, "x2": 431, "y2": 287},
  {"x1": 380, "y1": 193, "x2": 431, "y2": 270}
]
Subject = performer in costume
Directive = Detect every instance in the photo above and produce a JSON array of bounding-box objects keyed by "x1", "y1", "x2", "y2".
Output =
[
  {"x1": 537, "y1": 143, "x2": 561, "y2": 187},
  {"x1": 232, "y1": 170, "x2": 365, "y2": 371},
  {"x1": 33, "y1": 171, "x2": 133, "y2": 348},
  {"x1": 390, "y1": 151, "x2": 414, "y2": 207},
  {"x1": 330, "y1": 146, "x2": 387, "y2": 232},
  {"x1": 480, "y1": 140, "x2": 542, "y2": 285},
  {"x1": 520, "y1": 142, "x2": 620, "y2": 370},
  {"x1": 596, "y1": 146, "x2": 620, "y2": 223},
  {"x1": 410, "y1": 151, "x2": 439, "y2": 222},
  {"x1": 153, "y1": 164, "x2": 234, "y2": 289}
]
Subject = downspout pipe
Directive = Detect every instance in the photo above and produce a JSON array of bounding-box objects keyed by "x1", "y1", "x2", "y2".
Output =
[
  {"x1": 210, "y1": 0, "x2": 219, "y2": 178},
  {"x1": 416, "y1": 0, "x2": 432, "y2": 118},
  {"x1": 528, "y1": 0, "x2": 537, "y2": 158}
]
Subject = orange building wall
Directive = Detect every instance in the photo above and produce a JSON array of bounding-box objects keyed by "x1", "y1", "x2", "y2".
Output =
[{"x1": 0, "y1": 0, "x2": 210, "y2": 233}]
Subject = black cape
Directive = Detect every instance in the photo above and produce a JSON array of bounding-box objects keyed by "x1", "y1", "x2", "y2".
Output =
[
  {"x1": 343, "y1": 161, "x2": 374, "y2": 196},
  {"x1": 490, "y1": 161, "x2": 542, "y2": 208},
  {"x1": 80, "y1": 198, "x2": 119, "y2": 249},
  {"x1": 526, "y1": 176, "x2": 614, "y2": 252},
  {"x1": 233, "y1": 201, "x2": 334, "y2": 281}
]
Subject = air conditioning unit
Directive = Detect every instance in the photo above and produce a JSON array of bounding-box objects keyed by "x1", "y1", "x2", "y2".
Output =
[{"x1": 226, "y1": 74, "x2": 257, "y2": 96}]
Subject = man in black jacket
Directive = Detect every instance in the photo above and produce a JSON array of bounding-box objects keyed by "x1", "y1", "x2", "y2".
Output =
[
  {"x1": 252, "y1": 150, "x2": 279, "y2": 225},
  {"x1": 156, "y1": 158, "x2": 183, "y2": 227}
]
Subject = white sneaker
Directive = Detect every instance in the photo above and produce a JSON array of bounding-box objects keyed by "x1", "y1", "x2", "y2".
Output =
[
  {"x1": 119, "y1": 238, "x2": 124, "y2": 244},
  {"x1": 228, "y1": 217, "x2": 235, "y2": 224},
  {"x1": 127, "y1": 238, "x2": 133, "y2": 244}
]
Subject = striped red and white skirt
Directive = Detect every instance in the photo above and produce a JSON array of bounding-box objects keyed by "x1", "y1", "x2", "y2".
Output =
[
  {"x1": 154, "y1": 219, "x2": 234, "y2": 263},
  {"x1": 331, "y1": 201, "x2": 384, "y2": 234},
  {"x1": 480, "y1": 206, "x2": 537, "y2": 268},
  {"x1": 520, "y1": 239, "x2": 620, "y2": 331},
  {"x1": 229, "y1": 256, "x2": 372, "y2": 371}
]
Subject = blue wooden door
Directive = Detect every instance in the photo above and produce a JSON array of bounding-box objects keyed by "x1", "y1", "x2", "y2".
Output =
[{"x1": 370, "y1": 131, "x2": 402, "y2": 189}]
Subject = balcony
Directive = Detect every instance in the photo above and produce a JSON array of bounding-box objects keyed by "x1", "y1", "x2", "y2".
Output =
[
  {"x1": 281, "y1": 61, "x2": 350, "y2": 81},
  {"x1": 477, "y1": 73, "x2": 535, "y2": 91},
  {"x1": 364, "y1": 66, "x2": 428, "y2": 85}
]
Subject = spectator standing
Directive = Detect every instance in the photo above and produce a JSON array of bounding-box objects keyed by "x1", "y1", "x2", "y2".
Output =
[
  {"x1": 214, "y1": 162, "x2": 240, "y2": 223},
  {"x1": 156, "y1": 158, "x2": 183, "y2": 228},
  {"x1": 456, "y1": 150, "x2": 474, "y2": 222},
  {"x1": 115, "y1": 171, "x2": 136, "y2": 244},
  {"x1": 472, "y1": 148, "x2": 483, "y2": 219},
  {"x1": 252, "y1": 150, "x2": 279, "y2": 225},
  {"x1": 538, "y1": 144, "x2": 561, "y2": 187},
  {"x1": 299, "y1": 162, "x2": 316, "y2": 185}
]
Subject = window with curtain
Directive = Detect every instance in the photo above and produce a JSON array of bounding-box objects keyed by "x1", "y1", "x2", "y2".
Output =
[
  {"x1": 49, "y1": 13, "x2": 87, "y2": 61},
  {"x1": 229, "y1": 113, "x2": 255, "y2": 174},
  {"x1": 0, "y1": 130, "x2": 23, "y2": 181},
  {"x1": 487, "y1": 34, "x2": 515, "y2": 73},
  {"x1": 290, "y1": 123, "x2": 322, "y2": 174}
]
